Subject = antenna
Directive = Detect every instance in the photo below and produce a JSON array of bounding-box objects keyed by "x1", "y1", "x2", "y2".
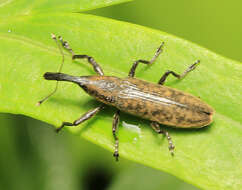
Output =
[{"x1": 36, "y1": 34, "x2": 65, "y2": 106}]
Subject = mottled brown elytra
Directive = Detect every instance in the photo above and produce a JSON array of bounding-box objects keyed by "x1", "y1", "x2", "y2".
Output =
[{"x1": 38, "y1": 34, "x2": 214, "y2": 161}]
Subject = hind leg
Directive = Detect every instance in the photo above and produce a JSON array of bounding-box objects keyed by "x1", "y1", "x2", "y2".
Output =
[
  {"x1": 150, "y1": 121, "x2": 175, "y2": 155},
  {"x1": 158, "y1": 60, "x2": 200, "y2": 85}
]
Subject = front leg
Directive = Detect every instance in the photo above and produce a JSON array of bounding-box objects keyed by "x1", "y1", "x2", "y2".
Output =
[
  {"x1": 112, "y1": 110, "x2": 120, "y2": 161},
  {"x1": 58, "y1": 36, "x2": 104, "y2": 76},
  {"x1": 56, "y1": 105, "x2": 105, "y2": 132}
]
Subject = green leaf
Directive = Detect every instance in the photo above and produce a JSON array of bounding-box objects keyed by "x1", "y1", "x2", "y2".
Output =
[
  {"x1": 0, "y1": 0, "x2": 131, "y2": 18},
  {"x1": 108, "y1": 165, "x2": 199, "y2": 190},
  {"x1": 0, "y1": 12, "x2": 241, "y2": 190}
]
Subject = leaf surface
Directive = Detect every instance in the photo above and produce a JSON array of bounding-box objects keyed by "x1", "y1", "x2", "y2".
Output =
[
  {"x1": 0, "y1": 13, "x2": 241, "y2": 190},
  {"x1": 0, "y1": 0, "x2": 131, "y2": 18}
]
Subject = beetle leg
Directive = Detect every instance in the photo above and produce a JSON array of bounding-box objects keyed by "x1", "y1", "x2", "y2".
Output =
[
  {"x1": 158, "y1": 60, "x2": 200, "y2": 85},
  {"x1": 56, "y1": 105, "x2": 105, "y2": 133},
  {"x1": 150, "y1": 121, "x2": 175, "y2": 155},
  {"x1": 58, "y1": 35, "x2": 104, "y2": 76},
  {"x1": 112, "y1": 110, "x2": 120, "y2": 161},
  {"x1": 128, "y1": 42, "x2": 164, "y2": 77}
]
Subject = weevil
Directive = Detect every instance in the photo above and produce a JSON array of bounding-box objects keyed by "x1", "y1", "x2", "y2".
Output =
[{"x1": 38, "y1": 34, "x2": 214, "y2": 161}]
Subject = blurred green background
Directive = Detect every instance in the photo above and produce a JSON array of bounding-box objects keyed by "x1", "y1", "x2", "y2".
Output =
[{"x1": 0, "y1": 0, "x2": 241, "y2": 189}]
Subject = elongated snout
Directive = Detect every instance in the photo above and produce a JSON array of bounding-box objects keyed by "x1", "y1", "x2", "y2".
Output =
[
  {"x1": 44, "y1": 72, "x2": 71, "y2": 81},
  {"x1": 44, "y1": 72, "x2": 87, "y2": 84}
]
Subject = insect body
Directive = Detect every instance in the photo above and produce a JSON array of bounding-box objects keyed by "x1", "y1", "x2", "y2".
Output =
[{"x1": 39, "y1": 35, "x2": 214, "y2": 161}]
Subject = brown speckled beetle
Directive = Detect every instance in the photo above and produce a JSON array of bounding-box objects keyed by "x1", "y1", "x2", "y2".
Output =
[{"x1": 38, "y1": 34, "x2": 214, "y2": 161}]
